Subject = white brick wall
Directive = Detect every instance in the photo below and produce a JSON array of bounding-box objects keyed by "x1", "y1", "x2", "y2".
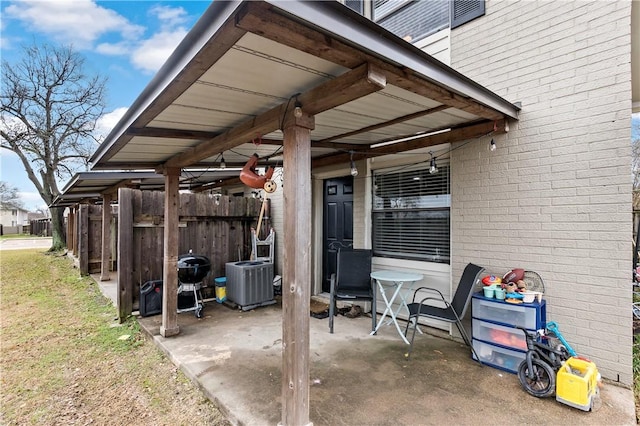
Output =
[{"x1": 450, "y1": 0, "x2": 633, "y2": 384}]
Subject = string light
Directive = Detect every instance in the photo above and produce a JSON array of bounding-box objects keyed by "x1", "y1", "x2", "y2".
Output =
[
  {"x1": 490, "y1": 138, "x2": 496, "y2": 152},
  {"x1": 429, "y1": 152, "x2": 438, "y2": 174},
  {"x1": 294, "y1": 100, "x2": 303, "y2": 118},
  {"x1": 220, "y1": 153, "x2": 226, "y2": 169},
  {"x1": 350, "y1": 151, "x2": 358, "y2": 177}
]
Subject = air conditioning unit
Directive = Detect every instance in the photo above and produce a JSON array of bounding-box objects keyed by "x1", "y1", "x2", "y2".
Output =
[{"x1": 225, "y1": 261, "x2": 275, "y2": 310}]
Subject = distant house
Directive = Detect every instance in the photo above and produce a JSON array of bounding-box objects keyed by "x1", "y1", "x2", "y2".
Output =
[
  {"x1": 0, "y1": 206, "x2": 29, "y2": 228},
  {"x1": 27, "y1": 211, "x2": 48, "y2": 222}
]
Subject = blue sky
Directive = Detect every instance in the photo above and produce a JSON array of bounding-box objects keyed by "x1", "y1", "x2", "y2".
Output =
[{"x1": 0, "y1": 0, "x2": 210, "y2": 210}]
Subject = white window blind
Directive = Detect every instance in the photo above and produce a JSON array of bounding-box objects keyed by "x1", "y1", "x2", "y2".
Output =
[
  {"x1": 345, "y1": 0, "x2": 364, "y2": 14},
  {"x1": 372, "y1": 163, "x2": 450, "y2": 263},
  {"x1": 374, "y1": 0, "x2": 449, "y2": 43}
]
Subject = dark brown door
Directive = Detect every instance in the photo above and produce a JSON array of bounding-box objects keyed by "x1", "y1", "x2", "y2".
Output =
[{"x1": 322, "y1": 176, "x2": 354, "y2": 292}]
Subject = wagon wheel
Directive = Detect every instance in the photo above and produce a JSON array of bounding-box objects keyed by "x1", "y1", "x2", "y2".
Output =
[{"x1": 523, "y1": 270, "x2": 545, "y2": 293}]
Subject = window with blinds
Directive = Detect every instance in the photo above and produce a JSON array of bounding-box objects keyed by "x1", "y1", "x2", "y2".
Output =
[
  {"x1": 344, "y1": 0, "x2": 364, "y2": 14},
  {"x1": 374, "y1": 0, "x2": 449, "y2": 43},
  {"x1": 372, "y1": 164, "x2": 450, "y2": 263}
]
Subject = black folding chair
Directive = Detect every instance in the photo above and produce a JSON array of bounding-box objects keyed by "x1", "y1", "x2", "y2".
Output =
[
  {"x1": 328, "y1": 249, "x2": 376, "y2": 334},
  {"x1": 404, "y1": 263, "x2": 484, "y2": 361}
]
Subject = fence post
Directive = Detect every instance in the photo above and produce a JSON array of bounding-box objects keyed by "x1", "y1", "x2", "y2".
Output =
[{"x1": 117, "y1": 188, "x2": 134, "y2": 321}]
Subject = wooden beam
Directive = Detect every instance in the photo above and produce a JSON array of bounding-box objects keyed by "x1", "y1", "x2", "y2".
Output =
[
  {"x1": 312, "y1": 119, "x2": 507, "y2": 169},
  {"x1": 162, "y1": 62, "x2": 386, "y2": 169},
  {"x1": 225, "y1": 136, "x2": 365, "y2": 152},
  {"x1": 160, "y1": 167, "x2": 181, "y2": 337},
  {"x1": 237, "y1": 2, "x2": 364, "y2": 68},
  {"x1": 317, "y1": 105, "x2": 450, "y2": 144},
  {"x1": 102, "y1": 179, "x2": 142, "y2": 196},
  {"x1": 237, "y1": 5, "x2": 504, "y2": 121},
  {"x1": 310, "y1": 141, "x2": 367, "y2": 151},
  {"x1": 100, "y1": 193, "x2": 112, "y2": 281},
  {"x1": 281, "y1": 109, "x2": 314, "y2": 426},
  {"x1": 125, "y1": 127, "x2": 220, "y2": 140},
  {"x1": 189, "y1": 176, "x2": 244, "y2": 193}
]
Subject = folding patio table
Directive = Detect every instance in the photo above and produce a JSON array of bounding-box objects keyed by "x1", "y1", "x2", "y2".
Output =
[{"x1": 370, "y1": 269, "x2": 423, "y2": 344}]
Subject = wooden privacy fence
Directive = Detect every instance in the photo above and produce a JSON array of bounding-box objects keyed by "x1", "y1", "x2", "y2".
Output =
[
  {"x1": 30, "y1": 218, "x2": 53, "y2": 237},
  {"x1": 117, "y1": 188, "x2": 264, "y2": 318},
  {"x1": 70, "y1": 205, "x2": 118, "y2": 275}
]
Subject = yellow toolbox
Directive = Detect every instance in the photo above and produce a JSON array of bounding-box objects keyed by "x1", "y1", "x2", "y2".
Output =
[{"x1": 556, "y1": 357, "x2": 600, "y2": 411}]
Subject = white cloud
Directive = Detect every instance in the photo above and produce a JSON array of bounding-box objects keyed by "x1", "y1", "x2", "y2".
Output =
[
  {"x1": 5, "y1": 0, "x2": 144, "y2": 49},
  {"x1": 17, "y1": 191, "x2": 44, "y2": 211},
  {"x1": 95, "y1": 41, "x2": 132, "y2": 56},
  {"x1": 128, "y1": 5, "x2": 191, "y2": 73},
  {"x1": 150, "y1": 5, "x2": 188, "y2": 29},
  {"x1": 130, "y1": 28, "x2": 188, "y2": 73},
  {"x1": 95, "y1": 107, "x2": 128, "y2": 141}
]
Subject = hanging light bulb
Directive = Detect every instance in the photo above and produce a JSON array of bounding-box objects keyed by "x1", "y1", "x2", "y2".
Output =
[
  {"x1": 490, "y1": 138, "x2": 496, "y2": 152},
  {"x1": 220, "y1": 153, "x2": 226, "y2": 169},
  {"x1": 429, "y1": 153, "x2": 438, "y2": 174},
  {"x1": 349, "y1": 151, "x2": 358, "y2": 177}
]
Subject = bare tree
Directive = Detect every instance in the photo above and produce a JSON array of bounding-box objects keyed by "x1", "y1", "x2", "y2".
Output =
[
  {"x1": 0, "y1": 43, "x2": 107, "y2": 250},
  {"x1": 0, "y1": 181, "x2": 24, "y2": 210}
]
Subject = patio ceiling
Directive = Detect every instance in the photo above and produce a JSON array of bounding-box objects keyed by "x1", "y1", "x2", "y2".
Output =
[
  {"x1": 51, "y1": 169, "x2": 240, "y2": 207},
  {"x1": 90, "y1": 0, "x2": 520, "y2": 172}
]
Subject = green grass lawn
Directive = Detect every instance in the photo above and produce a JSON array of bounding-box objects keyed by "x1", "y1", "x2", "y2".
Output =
[
  {"x1": 0, "y1": 249, "x2": 228, "y2": 425},
  {"x1": 0, "y1": 234, "x2": 46, "y2": 240}
]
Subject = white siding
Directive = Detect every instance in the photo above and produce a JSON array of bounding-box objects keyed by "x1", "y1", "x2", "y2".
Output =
[
  {"x1": 414, "y1": 28, "x2": 451, "y2": 65},
  {"x1": 450, "y1": 0, "x2": 633, "y2": 384}
]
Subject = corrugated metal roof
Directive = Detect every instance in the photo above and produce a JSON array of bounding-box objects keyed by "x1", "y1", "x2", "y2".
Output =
[
  {"x1": 90, "y1": 0, "x2": 519, "y2": 171},
  {"x1": 51, "y1": 170, "x2": 240, "y2": 207}
]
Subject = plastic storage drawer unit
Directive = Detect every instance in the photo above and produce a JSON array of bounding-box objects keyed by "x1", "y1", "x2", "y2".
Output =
[
  {"x1": 472, "y1": 319, "x2": 528, "y2": 351},
  {"x1": 472, "y1": 296, "x2": 546, "y2": 329},
  {"x1": 225, "y1": 261, "x2": 275, "y2": 310},
  {"x1": 472, "y1": 339, "x2": 526, "y2": 373}
]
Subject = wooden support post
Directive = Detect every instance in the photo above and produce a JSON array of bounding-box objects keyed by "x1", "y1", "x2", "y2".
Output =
[
  {"x1": 78, "y1": 204, "x2": 89, "y2": 276},
  {"x1": 161, "y1": 167, "x2": 181, "y2": 337},
  {"x1": 67, "y1": 208, "x2": 75, "y2": 252},
  {"x1": 66, "y1": 208, "x2": 74, "y2": 251},
  {"x1": 100, "y1": 193, "x2": 113, "y2": 281},
  {"x1": 117, "y1": 188, "x2": 134, "y2": 321},
  {"x1": 71, "y1": 206, "x2": 78, "y2": 256},
  {"x1": 281, "y1": 110, "x2": 314, "y2": 426}
]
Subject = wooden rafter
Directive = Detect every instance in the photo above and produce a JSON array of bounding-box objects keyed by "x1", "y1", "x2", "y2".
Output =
[
  {"x1": 161, "y1": 62, "x2": 386, "y2": 169},
  {"x1": 311, "y1": 119, "x2": 507, "y2": 169},
  {"x1": 236, "y1": 4, "x2": 505, "y2": 121},
  {"x1": 125, "y1": 127, "x2": 220, "y2": 140},
  {"x1": 317, "y1": 105, "x2": 450, "y2": 144}
]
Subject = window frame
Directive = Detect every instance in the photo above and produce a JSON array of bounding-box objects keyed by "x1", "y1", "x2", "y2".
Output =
[{"x1": 371, "y1": 161, "x2": 451, "y2": 264}]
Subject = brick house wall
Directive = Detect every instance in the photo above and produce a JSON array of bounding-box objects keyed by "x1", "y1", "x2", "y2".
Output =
[{"x1": 449, "y1": 1, "x2": 633, "y2": 384}]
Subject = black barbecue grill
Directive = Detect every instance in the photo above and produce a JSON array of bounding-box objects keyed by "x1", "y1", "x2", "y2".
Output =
[{"x1": 177, "y1": 251, "x2": 211, "y2": 318}]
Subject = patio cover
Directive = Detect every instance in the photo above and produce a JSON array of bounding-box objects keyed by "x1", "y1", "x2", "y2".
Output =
[
  {"x1": 90, "y1": 0, "x2": 519, "y2": 172},
  {"x1": 51, "y1": 170, "x2": 241, "y2": 207},
  {"x1": 87, "y1": 1, "x2": 520, "y2": 424}
]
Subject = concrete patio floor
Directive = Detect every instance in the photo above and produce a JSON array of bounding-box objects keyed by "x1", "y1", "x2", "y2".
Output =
[{"x1": 96, "y1": 277, "x2": 636, "y2": 425}]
